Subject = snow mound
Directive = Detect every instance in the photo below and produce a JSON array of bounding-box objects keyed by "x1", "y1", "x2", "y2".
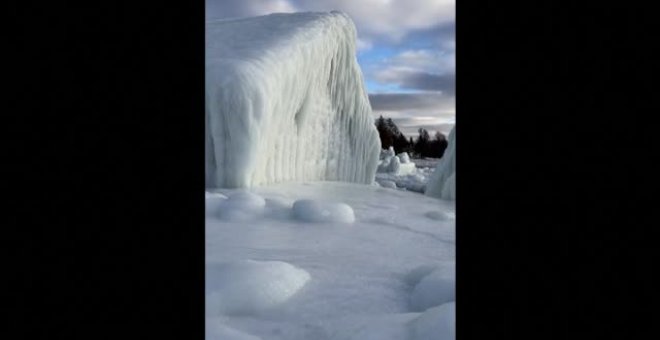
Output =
[
  {"x1": 206, "y1": 191, "x2": 227, "y2": 199},
  {"x1": 206, "y1": 260, "x2": 311, "y2": 316},
  {"x1": 292, "y1": 199, "x2": 355, "y2": 223},
  {"x1": 379, "y1": 180, "x2": 398, "y2": 189},
  {"x1": 206, "y1": 192, "x2": 228, "y2": 216},
  {"x1": 206, "y1": 323, "x2": 261, "y2": 340},
  {"x1": 410, "y1": 264, "x2": 456, "y2": 311},
  {"x1": 409, "y1": 302, "x2": 456, "y2": 340},
  {"x1": 425, "y1": 127, "x2": 455, "y2": 200},
  {"x1": 216, "y1": 192, "x2": 266, "y2": 221},
  {"x1": 206, "y1": 12, "x2": 380, "y2": 188},
  {"x1": 398, "y1": 152, "x2": 411, "y2": 164},
  {"x1": 377, "y1": 149, "x2": 416, "y2": 176}
]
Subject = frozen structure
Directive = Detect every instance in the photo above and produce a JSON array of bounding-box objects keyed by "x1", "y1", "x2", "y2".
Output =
[
  {"x1": 377, "y1": 147, "x2": 416, "y2": 176},
  {"x1": 206, "y1": 11, "x2": 381, "y2": 188},
  {"x1": 425, "y1": 127, "x2": 456, "y2": 200}
]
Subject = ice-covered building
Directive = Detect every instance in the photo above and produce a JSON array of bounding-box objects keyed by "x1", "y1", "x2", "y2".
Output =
[
  {"x1": 425, "y1": 127, "x2": 456, "y2": 200},
  {"x1": 206, "y1": 11, "x2": 381, "y2": 188}
]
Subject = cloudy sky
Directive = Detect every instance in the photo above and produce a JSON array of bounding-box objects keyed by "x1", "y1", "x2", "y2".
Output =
[{"x1": 207, "y1": 0, "x2": 455, "y2": 138}]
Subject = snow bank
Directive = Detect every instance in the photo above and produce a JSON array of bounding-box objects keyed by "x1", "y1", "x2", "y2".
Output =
[
  {"x1": 425, "y1": 127, "x2": 456, "y2": 200},
  {"x1": 409, "y1": 302, "x2": 456, "y2": 340},
  {"x1": 206, "y1": 260, "x2": 311, "y2": 316},
  {"x1": 292, "y1": 199, "x2": 355, "y2": 223},
  {"x1": 206, "y1": 12, "x2": 380, "y2": 188},
  {"x1": 409, "y1": 264, "x2": 456, "y2": 311}
]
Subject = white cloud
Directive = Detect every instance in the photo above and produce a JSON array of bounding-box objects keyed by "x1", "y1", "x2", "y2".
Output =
[
  {"x1": 356, "y1": 38, "x2": 373, "y2": 52},
  {"x1": 207, "y1": 0, "x2": 455, "y2": 42},
  {"x1": 292, "y1": 0, "x2": 455, "y2": 42},
  {"x1": 206, "y1": 0, "x2": 298, "y2": 21},
  {"x1": 250, "y1": 0, "x2": 298, "y2": 14}
]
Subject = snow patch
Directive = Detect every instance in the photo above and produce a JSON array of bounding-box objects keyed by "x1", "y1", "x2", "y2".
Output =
[
  {"x1": 206, "y1": 260, "x2": 311, "y2": 316},
  {"x1": 292, "y1": 199, "x2": 355, "y2": 223}
]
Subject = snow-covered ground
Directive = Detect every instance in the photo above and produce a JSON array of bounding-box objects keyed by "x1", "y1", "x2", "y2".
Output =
[{"x1": 206, "y1": 181, "x2": 455, "y2": 340}]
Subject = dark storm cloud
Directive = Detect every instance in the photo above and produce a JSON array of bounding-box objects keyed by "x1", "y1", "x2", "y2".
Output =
[
  {"x1": 396, "y1": 72, "x2": 455, "y2": 93},
  {"x1": 369, "y1": 92, "x2": 454, "y2": 111}
]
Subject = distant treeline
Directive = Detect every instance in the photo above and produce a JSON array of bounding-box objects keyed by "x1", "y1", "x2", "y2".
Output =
[{"x1": 375, "y1": 115, "x2": 448, "y2": 159}]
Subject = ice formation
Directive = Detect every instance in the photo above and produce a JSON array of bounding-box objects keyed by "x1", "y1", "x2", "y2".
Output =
[
  {"x1": 206, "y1": 12, "x2": 380, "y2": 188},
  {"x1": 377, "y1": 147, "x2": 416, "y2": 176},
  {"x1": 425, "y1": 127, "x2": 456, "y2": 200},
  {"x1": 375, "y1": 149, "x2": 438, "y2": 192}
]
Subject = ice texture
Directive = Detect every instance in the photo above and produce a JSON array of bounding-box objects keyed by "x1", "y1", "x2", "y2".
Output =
[
  {"x1": 425, "y1": 127, "x2": 456, "y2": 200},
  {"x1": 206, "y1": 260, "x2": 311, "y2": 316},
  {"x1": 206, "y1": 12, "x2": 380, "y2": 188}
]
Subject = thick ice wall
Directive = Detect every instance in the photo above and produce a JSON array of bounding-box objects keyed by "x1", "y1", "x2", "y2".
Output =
[
  {"x1": 425, "y1": 127, "x2": 456, "y2": 200},
  {"x1": 206, "y1": 12, "x2": 381, "y2": 188}
]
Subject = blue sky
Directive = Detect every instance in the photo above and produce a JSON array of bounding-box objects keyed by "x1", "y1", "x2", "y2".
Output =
[{"x1": 207, "y1": 0, "x2": 455, "y2": 138}]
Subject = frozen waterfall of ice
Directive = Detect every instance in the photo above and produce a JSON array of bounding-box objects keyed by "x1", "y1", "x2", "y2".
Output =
[
  {"x1": 206, "y1": 11, "x2": 381, "y2": 188},
  {"x1": 425, "y1": 127, "x2": 455, "y2": 200}
]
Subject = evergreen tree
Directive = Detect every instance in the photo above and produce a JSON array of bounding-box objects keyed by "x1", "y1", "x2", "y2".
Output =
[
  {"x1": 414, "y1": 128, "x2": 431, "y2": 157},
  {"x1": 374, "y1": 115, "x2": 411, "y2": 153}
]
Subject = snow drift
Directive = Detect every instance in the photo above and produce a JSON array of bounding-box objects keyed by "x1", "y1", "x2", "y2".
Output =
[
  {"x1": 425, "y1": 127, "x2": 456, "y2": 200},
  {"x1": 206, "y1": 12, "x2": 380, "y2": 188},
  {"x1": 206, "y1": 260, "x2": 311, "y2": 316}
]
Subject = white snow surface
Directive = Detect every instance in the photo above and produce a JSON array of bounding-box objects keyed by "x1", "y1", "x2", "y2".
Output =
[
  {"x1": 409, "y1": 302, "x2": 456, "y2": 340},
  {"x1": 409, "y1": 263, "x2": 456, "y2": 312},
  {"x1": 207, "y1": 323, "x2": 263, "y2": 340},
  {"x1": 206, "y1": 260, "x2": 311, "y2": 316},
  {"x1": 425, "y1": 127, "x2": 456, "y2": 200},
  {"x1": 206, "y1": 12, "x2": 380, "y2": 188},
  {"x1": 206, "y1": 181, "x2": 455, "y2": 340}
]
